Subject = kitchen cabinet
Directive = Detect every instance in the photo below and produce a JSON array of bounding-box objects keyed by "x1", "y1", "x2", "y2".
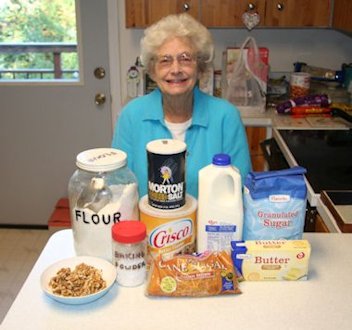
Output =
[
  {"x1": 315, "y1": 214, "x2": 330, "y2": 233},
  {"x1": 200, "y1": 0, "x2": 266, "y2": 27},
  {"x1": 202, "y1": 0, "x2": 330, "y2": 28},
  {"x1": 126, "y1": 0, "x2": 330, "y2": 28},
  {"x1": 264, "y1": 0, "x2": 330, "y2": 27},
  {"x1": 245, "y1": 127, "x2": 267, "y2": 171},
  {"x1": 332, "y1": 0, "x2": 352, "y2": 33},
  {"x1": 125, "y1": 0, "x2": 147, "y2": 27},
  {"x1": 125, "y1": 0, "x2": 199, "y2": 28}
]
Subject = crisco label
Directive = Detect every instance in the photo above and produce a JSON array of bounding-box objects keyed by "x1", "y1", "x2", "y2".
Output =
[
  {"x1": 139, "y1": 194, "x2": 197, "y2": 266},
  {"x1": 149, "y1": 219, "x2": 193, "y2": 249}
]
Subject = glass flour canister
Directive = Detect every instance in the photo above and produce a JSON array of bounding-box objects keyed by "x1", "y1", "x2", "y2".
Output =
[
  {"x1": 112, "y1": 221, "x2": 147, "y2": 287},
  {"x1": 68, "y1": 148, "x2": 139, "y2": 262}
]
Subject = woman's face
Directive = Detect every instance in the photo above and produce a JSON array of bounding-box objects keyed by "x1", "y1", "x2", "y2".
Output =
[{"x1": 150, "y1": 37, "x2": 198, "y2": 96}]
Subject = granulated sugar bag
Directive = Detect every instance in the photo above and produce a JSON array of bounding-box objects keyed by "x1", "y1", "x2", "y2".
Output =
[{"x1": 243, "y1": 166, "x2": 307, "y2": 240}]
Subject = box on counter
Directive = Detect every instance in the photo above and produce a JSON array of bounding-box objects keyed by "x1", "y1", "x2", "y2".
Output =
[{"x1": 231, "y1": 240, "x2": 311, "y2": 281}]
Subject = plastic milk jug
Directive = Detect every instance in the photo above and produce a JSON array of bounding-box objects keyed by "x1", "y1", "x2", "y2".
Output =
[{"x1": 197, "y1": 154, "x2": 243, "y2": 253}]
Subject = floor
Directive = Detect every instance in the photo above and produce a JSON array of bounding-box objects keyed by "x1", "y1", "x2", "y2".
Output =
[{"x1": 0, "y1": 228, "x2": 52, "y2": 323}]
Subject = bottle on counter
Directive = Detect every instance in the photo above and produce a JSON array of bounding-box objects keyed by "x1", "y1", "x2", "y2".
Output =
[
  {"x1": 112, "y1": 221, "x2": 147, "y2": 287},
  {"x1": 197, "y1": 154, "x2": 243, "y2": 253},
  {"x1": 68, "y1": 148, "x2": 139, "y2": 262}
]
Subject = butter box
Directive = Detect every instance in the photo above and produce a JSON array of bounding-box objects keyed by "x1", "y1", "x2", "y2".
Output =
[{"x1": 231, "y1": 240, "x2": 311, "y2": 281}]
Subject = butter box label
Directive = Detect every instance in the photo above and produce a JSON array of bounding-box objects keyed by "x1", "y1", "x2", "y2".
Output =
[{"x1": 231, "y1": 240, "x2": 311, "y2": 281}]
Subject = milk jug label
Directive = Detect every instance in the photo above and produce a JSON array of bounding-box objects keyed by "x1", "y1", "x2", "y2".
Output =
[
  {"x1": 204, "y1": 222, "x2": 238, "y2": 251},
  {"x1": 206, "y1": 225, "x2": 237, "y2": 233}
]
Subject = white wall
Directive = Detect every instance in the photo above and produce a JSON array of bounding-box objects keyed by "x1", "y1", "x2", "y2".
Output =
[{"x1": 115, "y1": 1, "x2": 352, "y2": 113}]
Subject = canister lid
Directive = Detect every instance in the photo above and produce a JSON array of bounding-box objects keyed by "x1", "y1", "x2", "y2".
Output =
[
  {"x1": 76, "y1": 148, "x2": 126, "y2": 172},
  {"x1": 146, "y1": 139, "x2": 186, "y2": 155},
  {"x1": 112, "y1": 221, "x2": 146, "y2": 243},
  {"x1": 212, "y1": 153, "x2": 231, "y2": 166}
]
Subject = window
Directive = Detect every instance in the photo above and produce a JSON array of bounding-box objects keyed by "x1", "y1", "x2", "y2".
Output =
[{"x1": 0, "y1": 0, "x2": 78, "y2": 81}]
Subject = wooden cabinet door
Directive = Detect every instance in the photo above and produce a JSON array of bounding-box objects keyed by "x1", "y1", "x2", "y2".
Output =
[
  {"x1": 315, "y1": 214, "x2": 330, "y2": 233},
  {"x1": 245, "y1": 127, "x2": 267, "y2": 172},
  {"x1": 333, "y1": 0, "x2": 352, "y2": 32},
  {"x1": 201, "y1": 0, "x2": 266, "y2": 27},
  {"x1": 125, "y1": 0, "x2": 148, "y2": 28},
  {"x1": 148, "y1": 0, "x2": 199, "y2": 25},
  {"x1": 125, "y1": 0, "x2": 199, "y2": 28},
  {"x1": 264, "y1": 0, "x2": 331, "y2": 27}
]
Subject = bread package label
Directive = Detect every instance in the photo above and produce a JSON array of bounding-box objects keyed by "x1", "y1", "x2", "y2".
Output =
[{"x1": 231, "y1": 240, "x2": 311, "y2": 281}]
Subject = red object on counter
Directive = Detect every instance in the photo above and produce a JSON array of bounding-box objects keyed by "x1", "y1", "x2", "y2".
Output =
[{"x1": 291, "y1": 106, "x2": 332, "y2": 115}]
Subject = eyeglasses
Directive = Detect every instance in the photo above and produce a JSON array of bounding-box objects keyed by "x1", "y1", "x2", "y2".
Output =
[{"x1": 153, "y1": 52, "x2": 197, "y2": 69}]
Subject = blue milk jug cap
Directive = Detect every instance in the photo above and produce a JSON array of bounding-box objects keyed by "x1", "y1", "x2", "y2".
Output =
[{"x1": 212, "y1": 153, "x2": 231, "y2": 166}]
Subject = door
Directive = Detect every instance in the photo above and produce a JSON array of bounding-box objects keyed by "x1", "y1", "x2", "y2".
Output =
[
  {"x1": 0, "y1": 0, "x2": 113, "y2": 225},
  {"x1": 125, "y1": 0, "x2": 199, "y2": 27},
  {"x1": 264, "y1": 0, "x2": 330, "y2": 27},
  {"x1": 333, "y1": 0, "x2": 352, "y2": 33},
  {"x1": 201, "y1": 0, "x2": 266, "y2": 28},
  {"x1": 147, "y1": 0, "x2": 199, "y2": 25}
]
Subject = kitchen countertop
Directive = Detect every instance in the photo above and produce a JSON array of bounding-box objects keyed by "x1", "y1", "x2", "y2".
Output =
[
  {"x1": 242, "y1": 108, "x2": 351, "y2": 232},
  {"x1": 273, "y1": 127, "x2": 351, "y2": 233},
  {"x1": 240, "y1": 108, "x2": 273, "y2": 127},
  {"x1": 241, "y1": 107, "x2": 352, "y2": 130},
  {"x1": 2, "y1": 229, "x2": 352, "y2": 330}
]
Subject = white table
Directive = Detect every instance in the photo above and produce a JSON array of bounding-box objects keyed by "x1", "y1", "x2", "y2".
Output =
[{"x1": 2, "y1": 230, "x2": 352, "y2": 330}]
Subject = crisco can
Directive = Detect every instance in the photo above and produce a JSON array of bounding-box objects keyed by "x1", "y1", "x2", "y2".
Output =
[
  {"x1": 139, "y1": 194, "x2": 197, "y2": 265},
  {"x1": 146, "y1": 139, "x2": 186, "y2": 209}
]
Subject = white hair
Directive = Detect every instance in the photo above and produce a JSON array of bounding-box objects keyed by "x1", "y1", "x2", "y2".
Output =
[{"x1": 140, "y1": 13, "x2": 214, "y2": 73}]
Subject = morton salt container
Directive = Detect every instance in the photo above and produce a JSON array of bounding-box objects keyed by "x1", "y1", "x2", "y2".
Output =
[
  {"x1": 146, "y1": 139, "x2": 186, "y2": 210},
  {"x1": 68, "y1": 148, "x2": 139, "y2": 262},
  {"x1": 197, "y1": 153, "x2": 243, "y2": 253}
]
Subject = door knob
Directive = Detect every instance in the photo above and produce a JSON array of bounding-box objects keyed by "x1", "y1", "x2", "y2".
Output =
[
  {"x1": 95, "y1": 93, "x2": 106, "y2": 105},
  {"x1": 94, "y1": 67, "x2": 106, "y2": 79},
  {"x1": 182, "y1": 3, "x2": 190, "y2": 11},
  {"x1": 277, "y1": 3, "x2": 284, "y2": 11},
  {"x1": 248, "y1": 3, "x2": 256, "y2": 11}
]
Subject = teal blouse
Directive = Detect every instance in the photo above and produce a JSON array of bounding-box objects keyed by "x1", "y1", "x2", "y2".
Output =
[{"x1": 112, "y1": 87, "x2": 251, "y2": 199}]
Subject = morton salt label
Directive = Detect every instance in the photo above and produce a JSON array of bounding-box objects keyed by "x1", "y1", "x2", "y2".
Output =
[
  {"x1": 146, "y1": 139, "x2": 186, "y2": 210},
  {"x1": 139, "y1": 194, "x2": 197, "y2": 264}
]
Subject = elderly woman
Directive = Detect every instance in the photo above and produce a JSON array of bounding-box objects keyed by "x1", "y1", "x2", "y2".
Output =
[{"x1": 112, "y1": 13, "x2": 251, "y2": 198}]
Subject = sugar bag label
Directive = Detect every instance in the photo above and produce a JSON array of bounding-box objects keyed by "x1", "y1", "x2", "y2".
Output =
[{"x1": 243, "y1": 166, "x2": 307, "y2": 240}]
